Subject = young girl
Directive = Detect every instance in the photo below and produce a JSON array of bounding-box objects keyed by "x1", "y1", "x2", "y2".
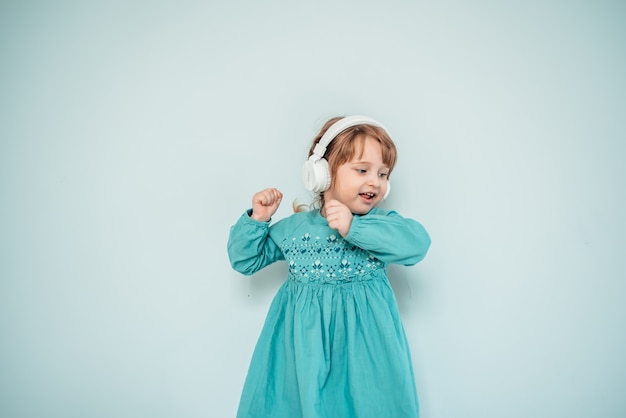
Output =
[{"x1": 227, "y1": 115, "x2": 431, "y2": 418}]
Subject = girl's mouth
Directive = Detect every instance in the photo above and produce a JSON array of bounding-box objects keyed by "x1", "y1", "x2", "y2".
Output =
[{"x1": 359, "y1": 192, "x2": 376, "y2": 201}]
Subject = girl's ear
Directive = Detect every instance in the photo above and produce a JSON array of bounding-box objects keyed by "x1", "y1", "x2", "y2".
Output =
[{"x1": 303, "y1": 157, "x2": 331, "y2": 193}]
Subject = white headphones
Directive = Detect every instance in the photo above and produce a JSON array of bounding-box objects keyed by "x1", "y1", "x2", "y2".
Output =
[{"x1": 302, "y1": 115, "x2": 391, "y2": 199}]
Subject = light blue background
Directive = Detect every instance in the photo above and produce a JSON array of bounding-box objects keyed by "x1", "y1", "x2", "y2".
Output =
[{"x1": 1, "y1": 1, "x2": 625, "y2": 417}]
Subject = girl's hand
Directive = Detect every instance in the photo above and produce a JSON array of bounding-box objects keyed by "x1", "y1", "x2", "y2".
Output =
[
  {"x1": 324, "y1": 199, "x2": 353, "y2": 237},
  {"x1": 251, "y1": 188, "x2": 283, "y2": 222}
]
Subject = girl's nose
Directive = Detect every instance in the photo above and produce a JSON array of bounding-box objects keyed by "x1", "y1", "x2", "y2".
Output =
[{"x1": 368, "y1": 173, "x2": 381, "y2": 186}]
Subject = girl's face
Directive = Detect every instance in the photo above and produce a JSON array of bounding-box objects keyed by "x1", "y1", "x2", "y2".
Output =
[{"x1": 325, "y1": 136, "x2": 390, "y2": 215}]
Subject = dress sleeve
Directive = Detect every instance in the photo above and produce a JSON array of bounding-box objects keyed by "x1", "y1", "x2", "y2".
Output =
[
  {"x1": 227, "y1": 210, "x2": 285, "y2": 275},
  {"x1": 345, "y1": 210, "x2": 431, "y2": 266}
]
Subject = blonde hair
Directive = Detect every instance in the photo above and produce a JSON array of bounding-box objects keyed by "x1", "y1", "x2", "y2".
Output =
[{"x1": 294, "y1": 116, "x2": 398, "y2": 212}]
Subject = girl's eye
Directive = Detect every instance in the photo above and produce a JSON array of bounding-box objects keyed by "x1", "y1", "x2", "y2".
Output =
[
  {"x1": 379, "y1": 172, "x2": 389, "y2": 178},
  {"x1": 356, "y1": 169, "x2": 367, "y2": 174}
]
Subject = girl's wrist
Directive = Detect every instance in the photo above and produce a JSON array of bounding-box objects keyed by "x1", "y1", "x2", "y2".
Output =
[{"x1": 249, "y1": 211, "x2": 269, "y2": 222}]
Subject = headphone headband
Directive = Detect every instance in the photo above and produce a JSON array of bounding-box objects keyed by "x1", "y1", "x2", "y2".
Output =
[{"x1": 310, "y1": 115, "x2": 386, "y2": 162}]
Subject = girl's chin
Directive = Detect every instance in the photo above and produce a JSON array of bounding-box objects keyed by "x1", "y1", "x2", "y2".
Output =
[{"x1": 349, "y1": 202, "x2": 377, "y2": 215}]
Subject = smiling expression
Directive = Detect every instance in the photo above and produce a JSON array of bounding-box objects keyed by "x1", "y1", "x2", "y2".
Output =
[{"x1": 324, "y1": 136, "x2": 390, "y2": 215}]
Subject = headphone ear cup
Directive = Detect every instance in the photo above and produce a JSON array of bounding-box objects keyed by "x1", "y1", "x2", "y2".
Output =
[
  {"x1": 383, "y1": 181, "x2": 391, "y2": 200},
  {"x1": 302, "y1": 158, "x2": 331, "y2": 193}
]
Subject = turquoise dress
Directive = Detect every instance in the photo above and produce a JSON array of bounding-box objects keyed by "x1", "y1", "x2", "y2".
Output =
[{"x1": 227, "y1": 207, "x2": 431, "y2": 418}]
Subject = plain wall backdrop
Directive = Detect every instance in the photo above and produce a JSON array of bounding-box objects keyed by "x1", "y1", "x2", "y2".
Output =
[{"x1": 1, "y1": 1, "x2": 625, "y2": 417}]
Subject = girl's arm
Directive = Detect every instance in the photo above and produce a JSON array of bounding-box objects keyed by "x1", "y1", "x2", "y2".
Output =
[
  {"x1": 227, "y1": 188, "x2": 285, "y2": 275},
  {"x1": 227, "y1": 211, "x2": 285, "y2": 275},
  {"x1": 345, "y1": 210, "x2": 431, "y2": 266}
]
